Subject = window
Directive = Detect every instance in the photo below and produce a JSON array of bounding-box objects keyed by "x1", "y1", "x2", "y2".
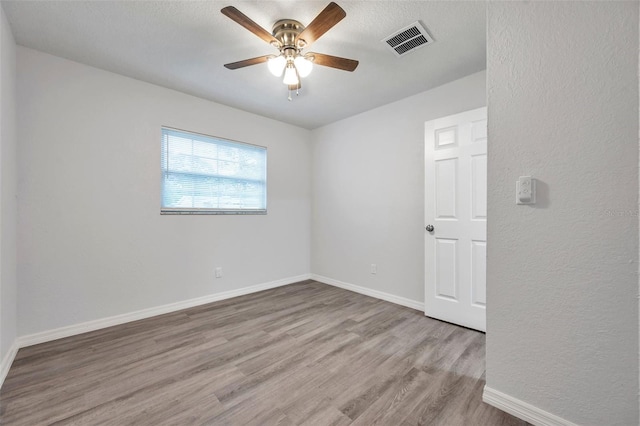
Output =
[{"x1": 161, "y1": 128, "x2": 267, "y2": 214}]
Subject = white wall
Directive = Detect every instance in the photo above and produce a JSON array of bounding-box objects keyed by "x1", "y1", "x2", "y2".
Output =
[
  {"x1": 0, "y1": 5, "x2": 18, "y2": 367},
  {"x1": 311, "y1": 71, "x2": 485, "y2": 305},
  {"x1": 17, "y1": 48, "x2": 311, "y2": 336},
  {"x1": 486, "y1": 2, "x2": 639, "y2": 425}
]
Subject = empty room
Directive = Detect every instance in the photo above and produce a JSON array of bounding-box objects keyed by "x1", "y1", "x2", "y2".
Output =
[{"x1": 0, "y1": 1, "x2": 638, "y2": 425}]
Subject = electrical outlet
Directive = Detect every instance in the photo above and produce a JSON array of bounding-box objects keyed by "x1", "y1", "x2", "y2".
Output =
[
  {"x1": 371, "y1": 264, "x2": 377, "y2": 274},
  {"x1": 215, "y1": 267, "x2": 223, "y2": 278}
]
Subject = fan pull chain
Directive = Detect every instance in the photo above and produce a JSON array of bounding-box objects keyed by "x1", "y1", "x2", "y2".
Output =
[{"x1": 287, "y1": 86, "x2": 301, "y2": 101}]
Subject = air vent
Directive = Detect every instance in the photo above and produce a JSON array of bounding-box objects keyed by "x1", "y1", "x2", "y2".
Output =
[{"x1": 383, "y1": 21, "x2": 434, "y2": 57}]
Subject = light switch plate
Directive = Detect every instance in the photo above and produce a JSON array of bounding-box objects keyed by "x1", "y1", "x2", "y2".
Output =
[{"x1": 516, "y1": 176, "x2": 536, "y2": 205}]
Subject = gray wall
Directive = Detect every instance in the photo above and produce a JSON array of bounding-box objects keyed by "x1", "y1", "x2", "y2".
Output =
[
  {"x1": 17, "y1": 48, "x2": 311, "y2": 336},
  {"x1": 486, "y1": 2, "x2": 639, "y2": 424},
  {"x1": 311, "y1": 72, "x2": 486, "y2": 305},
  {"x1": 0, "y1": 5, "x2": 18, "y2": 368}
]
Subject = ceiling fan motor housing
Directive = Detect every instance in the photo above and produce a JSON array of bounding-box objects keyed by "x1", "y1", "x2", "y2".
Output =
[{"x1": 272, "y1": 19, "x2": 305, "y2": 56}]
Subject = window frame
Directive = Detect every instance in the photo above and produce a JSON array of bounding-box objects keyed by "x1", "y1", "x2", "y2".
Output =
[{"x1": 160, "y1": 127, "x2": 267, "y2": 215}]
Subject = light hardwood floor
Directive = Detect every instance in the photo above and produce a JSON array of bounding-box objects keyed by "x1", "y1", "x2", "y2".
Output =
[{"x1": 0, "y1": 280, "x2": 527, "y2": 425}]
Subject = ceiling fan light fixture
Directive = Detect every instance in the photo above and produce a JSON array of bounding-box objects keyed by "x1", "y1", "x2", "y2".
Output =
[
  {"x1": 222, "y1": 3, "x2": 358, "y2": 100},
  {"x1": 294, "y1": 55, "x2": 313, "y2": 78},
  {"x1": 267, "y1": 55, "x2": 286, "y2": 77},
  {"x1": 282, "y1": 63, "x2": 299, "y2": 85}
]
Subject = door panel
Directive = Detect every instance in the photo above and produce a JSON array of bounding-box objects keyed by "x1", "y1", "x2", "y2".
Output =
[
  {"x1": 435, "y1": 159, "x2": 457, "y2": 218},
  {"x1": 435, "y1": 238, "x2": 458, "y2": 300},
  {"x1": 425, "y1": 107, "x2": 487, "y2": 332},
  {"x1": 471, "y1": 240, "x2": 487, "y2": 307},
  {"x1": 471, "y1": 154, "x2": 487, "y2": 219}
]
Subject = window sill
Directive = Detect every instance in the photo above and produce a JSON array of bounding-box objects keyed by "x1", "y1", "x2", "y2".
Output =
[{"x1": 161, "y1": 209, "x2": 267, "y2": 215}]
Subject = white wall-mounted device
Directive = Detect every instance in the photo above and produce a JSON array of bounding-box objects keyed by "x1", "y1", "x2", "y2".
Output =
[{"x1": 516, "y1": 176, "x2": 536, "y2": 205}]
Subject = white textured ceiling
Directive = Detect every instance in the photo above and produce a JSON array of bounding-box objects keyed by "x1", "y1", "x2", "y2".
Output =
[{"x1": 2, "y1": 1, "x2": 486, "y2": 129}]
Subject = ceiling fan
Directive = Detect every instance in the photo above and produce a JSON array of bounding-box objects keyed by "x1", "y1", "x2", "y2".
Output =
[{"x1": 221, "y1": 2, "x2": 359, "y2": 100}]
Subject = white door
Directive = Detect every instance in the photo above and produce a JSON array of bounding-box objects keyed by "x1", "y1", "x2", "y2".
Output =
[{"x1": 424, "y1": 107, "x2": 487, "y2": 332}]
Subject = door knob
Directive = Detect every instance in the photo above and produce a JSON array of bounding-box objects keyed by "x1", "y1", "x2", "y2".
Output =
[{"x1": 426, "y1": 225, "x2": 434, "y2": 232}]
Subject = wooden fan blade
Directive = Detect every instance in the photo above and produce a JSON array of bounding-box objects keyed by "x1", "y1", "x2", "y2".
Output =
[
  {"x1": 295, "y1": 2, "x2": 346, "y2": 48},
  {"x1": 308, "y1": 52, "x2": 358, "y2": 71},
  {"x1": 224, "y1": 55, "x2": 272, "y2": 70},
  {"x1": 221, "y1": 6, "x2": 281, "y2": 47}
]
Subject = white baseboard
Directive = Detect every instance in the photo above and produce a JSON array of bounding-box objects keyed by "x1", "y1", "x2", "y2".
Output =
[
  {"x1": 483, "y1": 386, "x2": 578, "y2": 426},
  {"x1": 0, "y1": 340, "x2": 19, "y2": 389},
  {"x1": 17, "y1": 274, "x2": 312, "y2": 349},
  {"x1": 310, "y1": 274, "x2": 424, "y2": 311}
]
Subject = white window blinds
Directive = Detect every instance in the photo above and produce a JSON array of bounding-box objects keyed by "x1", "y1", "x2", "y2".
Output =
[{"x1": 161, "y1": 128, "x2": 267, "y2": 214}]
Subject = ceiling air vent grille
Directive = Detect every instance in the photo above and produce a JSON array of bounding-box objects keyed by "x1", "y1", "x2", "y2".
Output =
[{"x1": 383, "y1": 21, "x2": 433, "y2": 57}]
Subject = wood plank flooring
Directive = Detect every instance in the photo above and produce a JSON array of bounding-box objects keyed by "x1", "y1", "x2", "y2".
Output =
[{"x1": 0, "y1": 280, "x2": 527, "y2": 425}]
